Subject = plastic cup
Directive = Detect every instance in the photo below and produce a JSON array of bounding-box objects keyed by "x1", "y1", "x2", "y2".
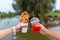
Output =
[
  {"x1": 32, "y1": 24, "x2": 41, "y2": 32},
  {"x1": 30, "y1": 17, "x2": 41, "y2": 32}
]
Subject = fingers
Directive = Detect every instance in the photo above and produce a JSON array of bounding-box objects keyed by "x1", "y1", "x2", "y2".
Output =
[
  {"x1": 38, "y1": 24, "x2": 47, "y2": 30},
  {"x1": 20, "y1": 23, "x2": 28, "y2": 27},
  {"x1": 39, "y1": 24, "x2": 45, "y2": 27}
]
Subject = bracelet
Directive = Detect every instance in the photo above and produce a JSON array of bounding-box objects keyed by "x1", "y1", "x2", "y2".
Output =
[{"x1": 12, "y1": 27, "x2": 16, "y2": 39}]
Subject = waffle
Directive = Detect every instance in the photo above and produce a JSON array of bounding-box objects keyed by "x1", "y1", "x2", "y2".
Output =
[{"x1": 20, "y1": 11, "x2": 30, "y2": 23}]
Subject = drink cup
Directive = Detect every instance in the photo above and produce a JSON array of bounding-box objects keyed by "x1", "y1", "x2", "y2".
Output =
[
  {"x1": 32, "y1": 24, "x2": 41, "y2": 32},
  {"x1": 30, "y1": 17, "x2": 41, "y2": 32},
  {"x1": 21, "y1": 23, "x2": 28, "y2": 33}
]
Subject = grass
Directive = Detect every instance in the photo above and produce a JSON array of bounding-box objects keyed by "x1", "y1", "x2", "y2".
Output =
[
  {"x1": 16, "y1": 30, "x2": 51, "y2": 40},
  {"x1": 45, "y1": 12, "x2": 60, "y2": 19}
]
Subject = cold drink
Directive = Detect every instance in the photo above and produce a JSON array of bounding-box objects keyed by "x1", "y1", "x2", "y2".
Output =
[{"x1": 32, "y1": 24, "x2": 41, "y2": 32}]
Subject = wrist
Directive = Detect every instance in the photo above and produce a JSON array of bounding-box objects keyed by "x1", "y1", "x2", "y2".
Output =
[
  {"x1": 12, "y1": 27, "x2": 16, "y2": 39},
  {"x1": 14, "y1": 26, "x2": 18, "y2": 32},
  {"x1": 12, "y1": 27, "x2": 16, "y2": 34},
  {"x1": 15, "y1": 26, "x2": 20, "y2": 32},
  {"x1": 40, "y1": 29, "x2": 49, "y2": 35},
  {"x1": 44, "y1": 29, "x2": 49, "y2": 35}
]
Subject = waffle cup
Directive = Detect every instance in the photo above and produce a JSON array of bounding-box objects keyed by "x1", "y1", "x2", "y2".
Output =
[{"x1": 20, "y1": 11, "x2": 30, "y2": 33}]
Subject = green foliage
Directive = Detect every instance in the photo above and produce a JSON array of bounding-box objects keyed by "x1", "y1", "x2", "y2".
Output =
[
  {"x1": 12, "y1": 0, "x2": 56, "y2": 15},
  {"x1": 12, "y1": 0, "x2": 56, "y2": 23},
  {"x1": 1, "y1": 13, "x2": 16, "y2": 18}
]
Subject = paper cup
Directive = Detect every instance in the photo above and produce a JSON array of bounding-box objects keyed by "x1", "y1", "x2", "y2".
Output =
[
  {"x1": 21, "y1": 27, "x2": 28, "y2": 33},
  {"x1": 21, "y1": 23, "x2": 28, "y2": 33}
]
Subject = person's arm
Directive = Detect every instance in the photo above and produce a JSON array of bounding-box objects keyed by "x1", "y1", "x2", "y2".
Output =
[
  {"x1": 39, "y1": 24, "x2": 60, "y2": 40},
  {"x1": 0, "y1": 28, "x2": 13, "y2": 39},
  {"x1": 45, "y1": 30, "x2": 60, "y2": 40},
  {"x1": 0, "y1": 23, "x2": 28, "y2": 40},
  {"x1": 0, "y1": 23, "x2": 22, "y2": 39}
]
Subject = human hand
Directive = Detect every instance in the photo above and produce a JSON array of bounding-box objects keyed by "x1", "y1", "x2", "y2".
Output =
[
  {"x1": 15, "y1": 23, "x2": 28, "y2": 32},
  {"x1": 38, "y1": 24, "x2": 48, "y2": 35}
]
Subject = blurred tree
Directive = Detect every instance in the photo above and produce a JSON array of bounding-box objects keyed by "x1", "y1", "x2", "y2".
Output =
[{"x1": 12, "y1": 0, "x2": 56, "y2": 22}]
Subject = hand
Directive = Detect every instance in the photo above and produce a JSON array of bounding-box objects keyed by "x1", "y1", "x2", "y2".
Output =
[
  {"x1": 39, "y1": 24, "x2": 48, "y2": 35},
  {"x1": 15, "y1": 23, "x2": 28, "y2": 32}
]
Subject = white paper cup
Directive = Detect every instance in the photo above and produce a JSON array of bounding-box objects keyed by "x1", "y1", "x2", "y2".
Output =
[
  {"x1": 21, "y1": 27, "x2": 28, "y2": 33},
  {"x1": 20, "y1": 23, "x2": 28, "y2": 33}
]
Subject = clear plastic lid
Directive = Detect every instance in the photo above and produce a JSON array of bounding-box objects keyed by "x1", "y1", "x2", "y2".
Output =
[{"x1": 30, "y1": 17, "x2": 40, "y2": 24}]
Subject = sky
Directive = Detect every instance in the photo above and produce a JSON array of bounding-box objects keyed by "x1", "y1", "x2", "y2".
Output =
[
  {"x1": 0, "y1": 0, "x2": 14, "y2": 12},
  {"x1": 0, "y1": 0, "x2": 60, "y2": 12},
  {"x1": 55, "y1": 0, "x2": 60, "y2": 10}
]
